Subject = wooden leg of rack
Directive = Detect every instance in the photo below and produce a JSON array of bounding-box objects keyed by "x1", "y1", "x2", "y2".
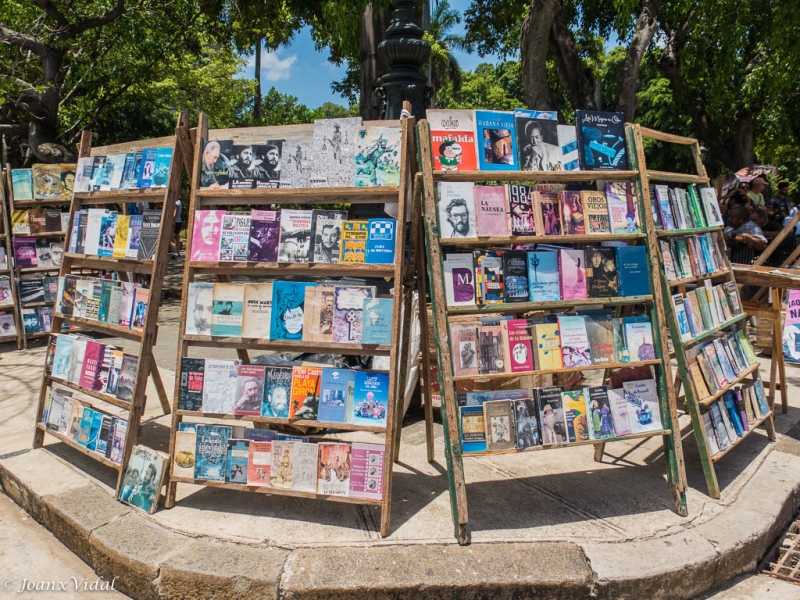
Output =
[
  {"x1": 165, "y1": 481, "x2": 178, "y2": 508},
  {"x1": 593, "y1": 442, "x2": 606, "y2": 463},
  {"x1": 150, "y1": 361, "x2": 171, "y2": 415}
]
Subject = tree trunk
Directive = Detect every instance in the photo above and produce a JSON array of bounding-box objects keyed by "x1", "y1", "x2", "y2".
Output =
[
  {"x1": 616, "y1": 0, "x2": 659, "y2": 121},
  {"x1": 29, "y1": 48, "x2": 74, "y2": 163},
  {"x1": 519, "y1": 0, "x2": 558, "y2": 110},
  {"x1": 549, "y1": 2, "x2": 596, "y2": 111},
  {"x1": 254, "y1": 36, "x2": 263, "y2": 121},
  {"x1": 359, "y1": 3, "x2": 389, "y2": 120}
]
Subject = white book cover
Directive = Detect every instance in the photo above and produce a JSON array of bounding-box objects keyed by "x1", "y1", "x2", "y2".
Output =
[
  {"x1": 290, "y1": 442, "x2": 318, "y2": 493},
  {"x1": 241, "y1": 282, "x2": 273, "y2": 339},
  {"x1": 443, "y1": 253, "x2": 476, "y2": 307},
  {"x1": 607, "y1": 388, "x2": 632, "y2": 436},
  {"x1": 104, "y1": 154, "x2": 127, "y2": 191},
  {"x1": 702, "y1": 412, "x2": 720, "y2": 455},
  {"x1": 672, "y1": 294, "x2": 692, "y2": 342},
  {"x1": 312, "y1": 117, "x2": 362, "y2": 187},
  {"x1": 621, "y1": 379, "x2": 662, "y2": 433},
  {"x1": 699, "y1": 187, "x2": 724, "y2": 226},
  {"x1": 201, "y1": 359, "x2": 241, "y2": 414},
  {"x1": 557, "y1": 125, "x2": 580, "y2": 171},
  {"x1": 74, "y1": 157, "x2": 94, "y2": 193},
  {"x1": 83, "y1": 209, "x2": 107, "y2": 256},
  {"x1": 437, "y1": 182, "x2": 477, "y2": 239},
  {"x1": 185, "y1": 282, "x2": 214, "y2": 336}
]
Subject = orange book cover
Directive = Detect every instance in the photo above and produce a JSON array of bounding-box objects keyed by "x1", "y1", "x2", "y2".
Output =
[
  {"x1": 289, "y1": 365, "x2": 322, "y2": 420},
  {"x1": 247, "y1": 441, "x2": 272, "y2": 487}
]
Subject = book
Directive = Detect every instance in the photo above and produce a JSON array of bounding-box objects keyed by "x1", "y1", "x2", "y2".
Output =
[
  {"x1": 291, "y1": 442, "x2": 319, "y2": 493},
  {"x1": 13, "y1": 237, "x2": 37, "y2": 268},
  {"x1": 117, "y1": 445, "x2": 167, "y2": 514},
  {"x1": 190, "y1": 210, "x2": 224, "y2": 262},
  {"x1": 115, "y1": 354, "x2": 138, "y2": 401},
  {"x1": 194, "y1": 425, "x2": 233, "y2": 481},
  {"x1": 365, "y1": 218, "x2": 397, "y2": 264},
  {"x1": 354, "y1": 126, "x2": 402, "y2": 186},
  {"x1": 478, "y1": 325, "x2": 505, "y2": 374},
  {"x1": 334, "y1": 219, "x2": 367, "y2": 263},
  {"x1": 178, "y1": 357, "x2": 205, "y2": 411},
  {"x1": 262, "y1": 365, "x2": 293, "y2": 419},
  {"x1": 557, "y1": 125, "x2": 580, "y2": 170},
  {"x1": 507, "y1": 184, "x2": 536, "y2": 234},
  {"x1": 511, "y1": 398, "x2": 540, "y2": 449},
  {"x1": 563, "y1": 389, "x2": 590, "y2": 442},
  {"x1": 558, "y1": 248, "x2": 587, "y2": 300},
  {"x1": 459, "y1": 406, "x2": 487, "y2": 453},
  {"x1": 585, "y1": 246, "x2": 618, "y2": 297},
  {"x1": 483, "y1": 400, "x2": 516, "y2": 451},
  {"x1": 615, "y1": 246, "x2": 650, "y2": 297},
  {"x1": 451, "y1": 326, "x2": 479, "y2": 377},
  {"x1": 349, "y1": 443, "x2": 385, "y2": 499},
  {"x1": 11, "y1": 169, "x2": 34, "y2": 200},
  {"x1": 428, "y1": 109, "x2": 477, "y2": 171},
  {"x1": 533, "y1": 323, "x2": 563, "y2": 370},
  {"x1": 332, "y1": 285, "x2": 374, "y2": 344},
  {"x1": 361, "y1": 297, "x2": 393, "y2": 345},
  {"x1": 607, "y1": 388, "x2": 632, "y2": 436},
  {"x1": 560, "y1": 190, "x2": 585, "y2": 235},
  {"x1": 210, "y1": 283, "x2": 244, "y2": 337},
  {"x1": 302, "y1": 286, "x2": 335, "y2": 343},
  {"x1": 516, "y1": 115, "x2": 562, "y2": 170},
  {"x1": 12, "y1": 210, "x2": 31, "y2": 236},
  {"x1": 574, "y1": 110, "x2": 628, "y2": 170},
  {"x1": 318, "y1": 368, "x2": 355, "y2": 423},
  {"x1": 351, "y1": 371, "x2": 389, "y2": 427},
  {"x1": 201, "y1": 359, "x2": 240, "y2": 414},
  {"x1": 624, "y1": 319, "x2": 656, "y2": 362},
  {"x1": 310, "y1": 209, "x2": 346, "y2": 263},
  {"x1": 606, "y1": 182, "x2": 640, "y2": 233},
  {"x1": 501, "y1": 319, "x2": 534, "y2": 373},
  {"x1": 527, "y1": 251, "x2": 560, "y2": 301},
  {"x1": 536, "y1": 192, "x2": 562, "y2": 235},
  {"x1": 475, "y1": 110, "x2": 517, "y2": 170},
  {"x1": 289, "y1": 365, "x2": 322, "y2": 420},
  {"x1": 437, "y1": 182, "x2": 477, "y2": 238},
  {"x1": 699, "y1": 187, "x2": 724, "y2": 226},
  {"x1": 172, "y1": 430, "x2": 197, "y2": 479},
  {"x1": 582, "y1": 190, "x2": 611, "y2": 234},
  {"x1": 247, "y1": 441, "x2": 272, "y2": 486},
  {"x1": 502, "y1": 251, "x2": 529, "y2": 303},
  {"x1": 137, "y1": 210, "x2": 161, "y2": 260},
  {"x1": 702, "y1": 412, "x2": 721, "y2": 456},
  {"x1": 673, "y1": 293, "x2": 693, "y2": 342},
  {"x1": 586, "y1": 316, "x2": 616, "y2": 365},
  {"x1": 225, "y1": 439, "x2": 250, "y2": 484},
  {"x1": 248, "y1": 210, "x2": 280, "y2": 262},
  {"x1": 185, "y1": 282, "x2": 214, "y2": 336},
  {"x1": 443, "y1": 254, "x2": 476, "y2": 307},
  {"x1": 474, "y1": 185, "x2": 509, "y2": 236},
  {"x1": 33, "y1": 164, "x2": 64, "y2": 199},
  {"x1": 150, "y1": 148, "x2": 173, "y2": 187},
  {"x1": 118, "y1": 282, "x2": 135, "y2": 329},
  {"x1": 476, "y1": 251, "x2": 503, "y2": 304},
  {"x1": 78, "y1": 341, "x2": 105, "y2": 391},
  {"x1": 654, "y1": 186, "x2": 676, "y2": 231},
  {"x1": 622, "y1": 379, "x2": 662, "y2": 433},
  {"x1": 234, "y1": 364, "x2": 266, "y2": 416},
  {"x1": 311, "y1": 117, "x2": 361, "y2": 187},
  {"x1": 557, "y1": 315, "x2": 592, "y2": 368},
  {"x1": 317, "y1": 442, "x2": 352, "y2": 496},
  {"x1": 135, "y1": 148, "x2": 157, "y2": 188},
  {"x1": 535, "y1": 386, "x2": 567, "y2": 444},
  {"x1": 277, "y1": 209, "x2": 313, "y2": 263},
  {"x1": 131, "y1": 287, "x2": 149, "y2": 331},
  {"x1": 221, "y1": 212, "x2": 251, "y2": 262}
]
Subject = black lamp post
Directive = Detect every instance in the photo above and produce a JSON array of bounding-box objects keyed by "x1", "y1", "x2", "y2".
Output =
[{"x1": 374, "y1": 0, "x2": 432, "y2": 120}]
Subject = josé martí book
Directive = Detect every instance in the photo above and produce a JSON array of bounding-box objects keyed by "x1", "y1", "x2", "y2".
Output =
[
  {"x1": 428, "y1": 109, "x2": 477, "y2": 171},
  {"x1": 351, "y1": 371, "x2": 389, "y2": 427},
  {"x1": 194, "y1": 424, "x2": 233, "y2": 481},
  {"x1": 475, "y1": 110, "x2": 517, "y2": 171},
  {"x1": 318, "y1": 368, "x2": 355, "y2": 423},
  {"x1": 241, "y1": 282, "x2": 273, "y2": 339}
]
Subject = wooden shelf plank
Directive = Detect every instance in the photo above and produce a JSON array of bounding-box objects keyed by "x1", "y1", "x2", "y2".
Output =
[
  {"x1": 452, "y1": 359, "x2": 662, "y2": 383},
  {"x1": 637, "y1": 127, "x2": 699, "y2": 146},
  {"x1": 73, "y1": 188, "x2": 168, "y2": 204},
  {"x1": 668, "y1": 270, "x2": 731, "y2": 288},
  {"x1": 439, "y1": 232, "x2": 646, "y2": 246},
  {"x1": 63, "y1": 253, "x2": 154, "y2": 274},
  {"x1": 11, "y1": 199, "x2": 71, "y2": 208},
  {"x1": 682, "y1": 313, "x2": 749, "y2": 348},
  {"x1": 710, "y1": 411, "x2": 773, "y2": 463},
  {"x1": 182, "y1": 335, "x2": 392, "y2": 356},
  {"x1": 196, "y1": 186, "x2": 400, "y2": 206},
  {"x1": 54, "y1": 312, "x2": 145, "y2": 341},
  {"x1": 188, "y1": 261, "x2": 395, "y2": 277},
  {"x1": 656, "y1": 226, "x2": 724, "y2": 238},
  {"x1": 647, "y1": 171, "x2": 710, "y2": 184},
  {"x1": 176, "y1": 410, "x2": 386, "y2": 433},
  {"x1": 446, "y1": 295, "x2": 653, "y2": 315},
  {"x1": 47, "y1": 375, "x2": 133, "y2": 411},
  {"x1": 23, "y1": 231, "x2": 67, "y2": 238},
  {"x1": 697, "y1": 363, "x2": 760, "y2": 407},
  {"x1": 169, "y1": 475, "x2": 383, "y2": 505},
  {"x1": 19, "y1": 265, "x2": 61, "y2": 273},
  {"x1": 20, "y1": 301, "x2": 54, "y2": 308},
  {"x1": 432, "y1": 170, "x2": 640, "y2": 182},
  {"x1": 463, "y1": 429, "x2": 672, "y2": 457},
  {"x1": 36, "y1": 423, "x2": 122, "y2": 470}
]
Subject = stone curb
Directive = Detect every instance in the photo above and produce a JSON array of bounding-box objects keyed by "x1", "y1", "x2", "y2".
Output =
[{"x1": 2, "y1": 447, "x2": 799, "y2": 600}]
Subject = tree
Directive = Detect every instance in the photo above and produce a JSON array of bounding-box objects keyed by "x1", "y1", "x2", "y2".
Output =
[
  {"x1": 426, "y1": 0, "x2": 470, "y2": 101},
  {"x1": 436, "y1": 62, "x2": 522, "y2": 110}
]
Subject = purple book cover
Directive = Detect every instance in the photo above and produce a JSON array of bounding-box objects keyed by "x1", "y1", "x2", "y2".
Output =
[
  {"x1": 248, "y1": 210, "x2": 280, "y2": 262},
  {"x1": 13, "y1": 237, "x2": 38, "y2": 268}
]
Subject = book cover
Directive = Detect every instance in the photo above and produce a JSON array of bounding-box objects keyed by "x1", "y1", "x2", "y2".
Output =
[
  {"x1": 527, "y1": 251, "x2": 560, "y2": 301},
  {"x1": 124, "y1": 215, "x2": 143, "y2": 259},
  {"x1": 451, "y1": 326, "x2": 479, "y2": 377},
  {"x1": 562, "y1": 389, "x2": 590, "y2": 442},
  {"x1": 201, "y1": 359, "x2": 240, "y2": 414},
  {"x1": 178, "y1": 357, "x2": 205, "y2": 411},
  {"x1": 502, "y1": 319, "x2": 534, "y2": 373},
  {"x1": 654, "y1": 185, "x2": 676, "y2": 231},
  {"x1": 118, "y1": 282, "x2": 135, "y2": 329},
  {"x1": 22, "y1": 308, "x2": 40, "y2": 334},
  {"x1": 112, "y1": 215, "x2": 130, "y2": 258},
  {"x1": 586, "y1": 316, "x2": 616, "y2": 365},
  {"x1": 476, "y1": 251, "x2": 504, "y2": 304},
  {"x1": 339, "y1": 220, "x2": 368, "y2": 263},
  {"x1": 349, "y1": 442, "x2": 385, "y2": 499},
  {"x1": 574, "y1": 110, "x2": 628, "y2": 170},
  {"x1": 361, "y1": 297, "x2": 393, "y2": 345},
  {"x1": 317, "y1": 442, "x2": 351, "y2": 496},
  {"x1": 437, "y1": 182, "x2": 477, "y2": 238},
  {"x1": 723, "y1": 393, "x2": 744, "y2": 437},
  {"x1": 536, "y1": 192, "x2": 562, "y2": 235},
  {"x1": 507, "y1": 184, "x2": 536, "y2": 235},
  {"x1": 12, "y1": 210, "x2": 31, "y2": 236},
  {"x1": 557, "y1": 125, "x2": 580, "y2": 171},
  {"x1": 354, "y1": 126, "x2": 402, "y2": 186},
  {"x1": 557, "y1": 315, "x2": 592, "y2": 368},
  {"x1": 115, "y1": 354, "x2": 138, "y2": 402},
  {"x1": 483, "y1": 400, "x2": 516, "y2": 451},
  {"x1": 190, "y1": 210, "x2": 224, "y2": 262},
  {"x1": 365, "y1": 218, "x2": 397, "y2": 264},
  {"x1": 135, "y1": 148, "x2": 157, "y2": 189},
  {"x1": 19, "y1": 277, "x2": 45, "y2": 304},
  {"x1": 474, "y1": 186, "x2": 510, "y2": 236},
  {"x1": 428, "y1": 109, "x2": 477, "y2": 171},
  {"x1": 318, "y1": 368, "x2": 355, "y2": 423},
  {"x1": 533, "y1": 323, "x2": 563, "y2": 370},
  {"x1": 118, "y1": 445, "x2": 167, "y2": 514},
  {"x1": 443, "y1": 254, "x2": 476, "y2": 307},
  {"x1": 289, "y1": 365, "x2": 322, "y2": 420},
  {"x1": 210, "y1": 283, "x2": 244, "y2": 337},
  {"x1": 502, "y1": 251, "x2": 529, "y2": 303},
  {"x1": 512, "y1": 398, "x2": 540, "y2": 449},
  {"x1": 559, "y1": 190, "x2": 585, "y2": 235},
  {"x1": 225, "y1": 439, "x2": 250, "y2": 483},
  {"x1": 185, "y1": 282, "x2": 214, "y2": 336},
  {"x1": 699, "y1": 187, "x2": 724, "y2": 226},
  {"x1": 150, "y1": 147, "x2": 173, "y2": 188},
  {"x1": 136, "y1": 210, "x2": 161, "y2": 260},
  {"x1": 239, "y1": 282, "x2": 273, "y2": 339},
  {"x1": 246, "y1": 441, "x2": 272, "y2": 486},
  {"x1": 516, "y1": 116, "x2": 562, "y2": 170},
  {"x1": 310, "y1": 209, "x2": 346, "y2": 263},
  {"x1": 615, "y1": 246, "x2": 651, "y2": 297},
  {"x1": 311, "y1": 116, "x2": 361, "y2": 187},
  {"x1": 76, "y1": 407, "x2": 94, "y2": 447},
  {"x1": 702, "y1": 412, "x2": 721, "y2": 456},
  {"x1": 78, "y1": 341, "x2": 105, "y2": 391},
  {"x1": 234, "y1": 364, "x2": 266, "y2": 416},
  {"x1": 535, "y1": 386, "x2": 568, "y2": 444},
  {"x1": 673, "y1": 293, "x2": 692, "y2": 342},
  {"x1": 607, "y1": 388, "x2": 632, "y2": 436},
  {"x1": 582, "y1": 190, "x2": 611, "y2": 234},
  {"x1": 622, "y1": 379, "x2": 662, "y2": 433},
  {"x1": 478, "y1": 325, "x2": 505, "y2": 374},
  {"x1": 172, "y1": 430, "x2": 197, "y2": 479},
  {"x1": 262, "y1": 365, "x2": 293, "y2": 418},
  {"x1": 303, "y1": 286, "x2": 335, "y2": 343},
  {"x1": 33, "y1": 163, "x2": 63, "y2": 199},
  {"x1": 624, "y1": 319, "x2": 656, "y2": 361},
  {"x1": 291, "y1": 442, "x2": 319, "y2": 493},
  {"x1": 11, "y1": 169, "x2": 34, "y2": 200},
  {"x1": 558, "y1": 248, "x2": 587, "y2": 300},
  {"x1": 475, "y1": 110, "x2": 517, "y2": 170},
  {"x1": 585, "y1": 246, "x2": 618, "y2": 297},
  {"x1": 13, "y1": 237, "x2": 37, "y2": 268},
  {"x1": 28, "y1": 209, "x2": 46, "y2": 234},
  {"x1": 332, "y1": 285, "x2": 374, "y2": 344},
  {"x1": 194, "y1": 425, "x2": 233, "y2": 481},
  {"x1": 220, "y1": 212, "x2": 251, "y2": 262},
  {"x1": 131, "y1": 287, "x2": 149, "y2": 331},
  {"x1": 248, "y1": 209, "x2": 280, "y2": 262},
  {"x1": 96, "y1": 212, "x2": 117, "y2": 257},
  {"x1": 459, "y1": 406, "x2": 487, "y2": 453},
  {"x1": 351, "y1": 371, "x2": 389, "y2": 427},
  {"x1": 109, "y1": 419, "x2": 127, "y2": 463}
]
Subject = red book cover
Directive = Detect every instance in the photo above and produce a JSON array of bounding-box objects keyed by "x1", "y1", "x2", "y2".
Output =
[
  {"x1": 502, "y1": 319, "x2": 534, "y2": 373},
  {"x1": 79, "y1": 341, "x2": 105, "y2": 390},
  {"x1": 246, "y1": 441, "x2": 272, "y2": 487},
  {"x1": 289, "y1": 366, "x2": 322, "y2": 420},
  {"x1": 427, "y1": 110, "x2": 478, "y2": 172},
  {"x1": 559, "y1": 190, "x2": 585, "y2": 235}
]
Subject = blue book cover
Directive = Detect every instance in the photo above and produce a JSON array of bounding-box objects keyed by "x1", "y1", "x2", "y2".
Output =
[
  {"x1": 318, "y1": 368, "x2": 355, "y2": 423},
  {"x1": 460, "y1": 405, "x2": 487, "y2": 453},
  {"x1": 194, "y1": 424, "x2": 233, "y2": 481},
  {"x1": 136, "y1": 148, "x2": 158, "y2": 189},
  {"x1": 365, "y1": 218, "x2": 396, "y2": 264},
  {"x1": 615, "y1": 246, "x2": 650, "y2": 297},
  {"x1": 127, "y1": 215, "x2": 143, "y2": 258},
  {"x1": 723, "y1": 393, "x2": 744, "y2": 437},
  {"x1": 361, "y1": 298, "x2": 393, "y2": 345},
  {"x1": 151, "y1": 148, "x2": 173, "y2": 188},
  {"x1": 77, "y1": 407, "x2": 94, "y2": 446},
  {"x1": 243, "y1": 428, "x2": 277, "y2": 441},
  {"x1": 225, "y1": 439, "x2": 250, "y2": 483},
  {"x1": 178, "y1": 422, "x2": 197, "y2": 432},
  {"x1": 753, "y1": 379, "x2": 770, "y2": 416},
  {"x1": 262, "y1": 365, "x2": 292, "y2": 418},
  {"x1": 475, "y1": 110, "x2": 517, "y2": 171},
  {"x1": 86, "y1": 410, "x2": 104, "y2": 451},
  {"x1": 527, "y1": 251, "x2": 560, "y2": 301},
  {"x1": 97, "y1": 213, "x2": 117, "y2": 257},
  {"x1": 276, "y1": 434, "x2": 308, "y2": 442},
  {"x1": 574, "y1": 110, "x2": 628, "y2": 171},
  {"x1": 351, "y1": 371, "x2": 389, "y2": 427},
  {"x1": 51, "y1": 334, "x2": 76, "y2": 380},
  {"x1": 269, "y1": 281, "x2": 316, "y2": 341}
]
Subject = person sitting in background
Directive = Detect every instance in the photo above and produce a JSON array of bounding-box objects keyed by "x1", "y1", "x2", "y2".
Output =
[
  {"x1": 768, "y1": 181, "x2": 793, "y2": 222},
  {"x1": 747, "y1": 176, "x2": 767, "y2": 209},
  {"x1": 724, "y1": 205, "x2": 767, "y2": 252},
  {"x1": 722, "y1": 190, "x2": 750, "y2": 226},
  {"x1": 751, "y1": 208, "x2": 782, "y2": 240}
]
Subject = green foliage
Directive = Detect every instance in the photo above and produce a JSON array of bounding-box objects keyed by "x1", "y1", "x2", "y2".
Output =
[
  {"x1": 436, "y1": 62, "x2": 523, "y2": 109},
  {"x1": 245, "y1": 87, "x2": 352, "y2": 126}
]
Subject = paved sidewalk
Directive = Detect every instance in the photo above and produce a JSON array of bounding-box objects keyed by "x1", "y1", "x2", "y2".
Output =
[{"x1": 2, "y1": 336, "x2": 800, "y2": 599}]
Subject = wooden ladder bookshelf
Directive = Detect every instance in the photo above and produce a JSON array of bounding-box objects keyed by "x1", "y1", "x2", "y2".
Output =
[
  {"x1": 628, "y1": 124, "x2": 776, "y2": 498},
  {"x1": 416, "y1": 119, "x2": 688, "y2": 545},
  {"x1": 33, "y1": 113, "x2": 189, "y2": 490},
  {"x1": 0, "y1": 169, "x2": 21, "y2": 348},
  {"x1": 165, "y1": 113, "x2": 418, "y2": 537}
]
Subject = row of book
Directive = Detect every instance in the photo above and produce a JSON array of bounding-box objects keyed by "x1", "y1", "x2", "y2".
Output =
[
  {"x1": 702, "y1": 381, "x2": 770, "y2": 456},
  {"x1": 17, "y1": 275, "x2": 58, "y2": 304},
  {"x1": 686, "y1": 329, "x2": 759, "y2": 400},
  {"x1": 11, "y1": 209, "x2": 70, "y2": 235},
  {"x1": 459, "y1": 379, "x2": 663, "y2": 453},
  {"x1": 186, "y1": 280, "x2": 393, "y2": 345},
  {"x1": 451, "y1": 314, "x2": 656, "y2": 376},
  {"x1": 10, "y1": 164, "x2": 75, "y2": 202},
  {"x1": 200, "y1": 120, "x2": 401, "y2": 190},
  {"x1": 67, "y1": 209, "x2": 161, "y2": 261},
  {"x1": 12, "y1": 238, "x2": 64, "y2": 269},
  {"x1": 50, "y1": 333, "x2": 139, "y2": 401},
  {"x1": 58, "y1": 275, "x2": 149, "y2": 330},
  {"x1": 74, "y1": 148, "x2": 174, "y2": 192},
  {"x1": 672, "y1": 281, "x2": 743, "y2": 341},
  {"x1": 174, "y1": 424, "x2": 385, "y2": 499},
  {"x1": 437, "y1": 181, "x2": 642, "y2": 238},
  {"x1": 660, "y1": 233, "x2": 728, "y2": 283},
  {"x1": 443, "y1": 246, "x2": 650, "y2": 307},
  {"x1": 428, "y1": 109, "x2": 627, "y2": 172},
  {"x1": 22, "y1": 305, "x2": 53, "y2": 335},
  {"x1": 190, "y1": 209, "x2": 396, "y2": 265},
  {"x1": 40, "y1": 386, "x2": 127, "y2": 464},
  {"x1": 178, "y1": 358, "x2": 388, "y2": 427},
  {"x1": 652, "y1": 184, "x2": 724, "y2": 231}
]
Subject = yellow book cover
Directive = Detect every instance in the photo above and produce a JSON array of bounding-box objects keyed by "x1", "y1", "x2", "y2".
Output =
[
  {"x1": 581, "y1": 190, "x2": 611, "y2": 234},
  {"x1": 339, "y1": 220, "x2": 368, "y2": 263},
  {"x1": 11, "y1": 210, "x2": 30, "y2": 235},
  {"x1": 534, "y1": 323, "x2": 562, "y2": 370},
  {"x1": 113, "y1": 215, "x2": 130, "y2": 258}
]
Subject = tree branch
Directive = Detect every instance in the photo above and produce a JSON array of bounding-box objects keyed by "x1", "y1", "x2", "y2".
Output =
[
  {"x1": 519, "y1": 0, "x2": 558, "y2": 110},
  {"x1": 616, "y1": 0, "x2": 659, "y2": 121},
  {"x1": 548, "y1": 1, "x2": 596, "y2": 110},
  {"x1": 0, "y1": 23, "x2": 47, "y2": 56},
  {"x1": 0, "y1": 123, "x2": 29, "y2": 135},
  {"x1": 32, "y1": 0, "x2": 69, "y2": 29},
  {"x1": 64, "y1": 0, "x2": 127, "y2": 38}
]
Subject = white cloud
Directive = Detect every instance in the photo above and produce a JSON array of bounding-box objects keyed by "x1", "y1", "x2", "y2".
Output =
[{"x1": 261, "y1": 50, "x2": 298, "y2": 81}]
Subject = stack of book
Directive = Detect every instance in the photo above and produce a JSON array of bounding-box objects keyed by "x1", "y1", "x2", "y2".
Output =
[
  {"x1": 671, "y1": 281, "x2": 743, "y2": 340},
  {"x1": 10, "y1": 164, "x2": 76, "y2": 201},
  {"x1": 11, "y1": 209, "x2": 70, "y2": 235},
  {"x1": 174, "y1": 423, "x2": 385, "y2": 499},
  {"x1": 178, "y1": 360, "x2": 388, "y2": 427},
  {"x1": 651, "y1": 184, "x2": 724, "y2": 231},
  {"x1": 443, "y1": 246, "x2": 650, "y2": 306},
  {"x1": 40, "y1": 386, "x2": 127, "y2": 464},
  {"x1": 50, "y1": 333, "x2": 139, "y2": 402},
  {"x1": 57, "y1": 274, "x2": 149, "y2": 330},
  {"x1": 74, "y1": 148, "x2": 174, "y2": 192},
  {"x1": 685, "y1": 328, "x2": 759, "y2": 399},
  {"x1": 660, "y1": 233, "x2": 728, "y2": 282},
  {"x1": 701, "y1": 380, "x2": 771, "y2": 456},
  {"x1": 190, "y1": 209, "x2": 396, "y2": 265},
  {"x1": 458, "y1": 377, "x2": 664, "y2": 453},
  {"x1": 67, "y1": 208, "x2": 161, "y2": 260},
  {"x1": 199, "y1": 119, "x2": 402, "y2": 190},
  {"x1": 12, "y1": 236, "x2": 64, "y2": 269},
  {"x1": 451, "y1": 313, "x2": 656, "y2": 375},
  {"x1": 185, "y1": 280, "x2": 392, "y2": 345}
]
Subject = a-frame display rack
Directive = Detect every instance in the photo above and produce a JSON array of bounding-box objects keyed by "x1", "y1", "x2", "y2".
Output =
[
  {"x1": 33, "y1": 113, "x2": 189, "y2": 490},
  {"x1": 628, "y1": 124, "x2": 776, "y2": 498},
  {"x1": 165, "y1": 113, "x2": 417, "y2": 537},
  {"x1": 0, "y1": 169, "x2": 21, "y2": 348},
  {"x1": 417, "y1": 119, "x2": 688, "y2": 545}
]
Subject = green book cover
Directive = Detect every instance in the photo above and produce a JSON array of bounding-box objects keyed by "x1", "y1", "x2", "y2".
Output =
[
  {"x1": 736, "y1": 330, "x2": 759, "y2": 365},
  {"x1": 98, "y1": 280, "x2": 115, "y2": 323},
  {"x1": 686, "y1": 185, "x2": 707, "y2": 228},
  {"x1": 694, "y1": 287, "x2": 714, "y2": 331}
]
